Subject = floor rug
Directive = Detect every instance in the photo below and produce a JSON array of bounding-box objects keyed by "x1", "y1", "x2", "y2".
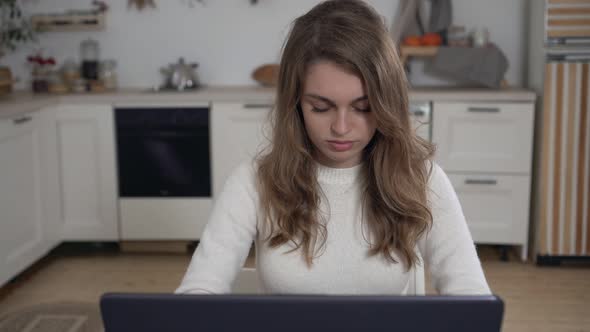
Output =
[{"x1": 0, "y1": 302, "x2": 102, "y2": 332}]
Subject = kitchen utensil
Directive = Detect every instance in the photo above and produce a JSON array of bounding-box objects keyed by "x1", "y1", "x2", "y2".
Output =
[
  {"x1": 252, "y1": 63, "x2": 279, "y2": 86},
  {"x1": 160, "y1": 57, "x2": 200, "y2": 91}
]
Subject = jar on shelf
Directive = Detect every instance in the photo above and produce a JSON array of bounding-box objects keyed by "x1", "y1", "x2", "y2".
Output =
[
  {"x1": 60, "y1": 59, "x2": 80, "y2": 90},
  {"x1": 31, "y1": 63, "x2": 51, "y2": 93},
  {"x1": 28, "y1": 54, "x2": 55, "y2": 93},
  {"x1": 99, "y1": 59, "x2": 117, "y2": 90}
]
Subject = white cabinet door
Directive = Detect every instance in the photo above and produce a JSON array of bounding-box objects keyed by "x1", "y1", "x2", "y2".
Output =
[
  {"x1": 432, "y1": 102, "x2": 534, "y2": 173},
  {"x1": 55, "y1": 105, "x2": 118, "y2": 240},
  {"x1": 447, "y1": 173, "x2": 531, "y2": 245},
  {"x1": 211, "y1": 102, "x2": 270, "y2": 196},
  {"x1": 0, "y1": 113, "x2": 48, "y2": 286},
  {"x1": 36, "y1": 107, "x2": 61, "y2": 250}
]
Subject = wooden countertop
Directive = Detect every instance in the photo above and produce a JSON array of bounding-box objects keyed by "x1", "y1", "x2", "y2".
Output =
[{"x1": 0, "y1": 85, "x2": 536, "y2": 120}]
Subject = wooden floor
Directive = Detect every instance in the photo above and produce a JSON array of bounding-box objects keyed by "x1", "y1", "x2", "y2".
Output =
[{"x1": 0, "y1": 244, "x2": 588, "y2": 332}]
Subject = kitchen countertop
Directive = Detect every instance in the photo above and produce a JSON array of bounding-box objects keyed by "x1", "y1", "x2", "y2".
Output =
[{"x1": 0, "y1": 86, "x2": 537, "y2": 120}]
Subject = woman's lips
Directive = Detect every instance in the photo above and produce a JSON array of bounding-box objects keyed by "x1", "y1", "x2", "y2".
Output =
[{"x1": 327, "y1": 140, "x2": 354, "y2": 152}]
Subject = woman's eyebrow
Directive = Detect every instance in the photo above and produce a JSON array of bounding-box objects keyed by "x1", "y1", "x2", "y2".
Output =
[{"x1": 303, "y1": 94, "x2": 368, "y2": 105}]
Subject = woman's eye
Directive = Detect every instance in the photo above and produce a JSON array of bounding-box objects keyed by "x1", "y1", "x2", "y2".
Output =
[
  {"x1": 355, "y1": 107, "x2": 371, "y2": 113},
  {"x1": 311, "y1": 106, "x2": 330, "y2": 113}
]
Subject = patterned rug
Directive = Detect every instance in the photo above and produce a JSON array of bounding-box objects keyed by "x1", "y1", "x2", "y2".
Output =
[{"x1": 0, "y1": 302, "x2": 103, "y2": 332}]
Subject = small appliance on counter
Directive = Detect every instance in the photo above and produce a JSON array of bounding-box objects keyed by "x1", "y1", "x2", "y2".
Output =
[
  {"x1": 80, "y1": 38, "x2": 100, "y2": 80},
  {"x1": 158, "y1": 57, "x2": 201, "y2": 91}
]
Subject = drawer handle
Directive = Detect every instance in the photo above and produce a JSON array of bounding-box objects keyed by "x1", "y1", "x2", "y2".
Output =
[
  {"x1": 467, "y1": 107, "x2": 500, "y2": 113},
  {"x1": 243, "y1": 103, "x2": 273, "y2": 109},
  {"x1": 229, "y1": 116, "x2": 266, "y2": 122},
  {"x1": 465, "y1": 179, "x2": 497, "y2": 185},
  {"x1": 411, "y1": 110, "x2": 425, "y2": 117},
  {"x1": 12, "y1": 116, "x2": 32, "y2": 125}
]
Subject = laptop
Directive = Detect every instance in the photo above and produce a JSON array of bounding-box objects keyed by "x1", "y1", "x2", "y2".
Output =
[{"x1": 100, "y1": 293, "x2": 504, "y2": 332}]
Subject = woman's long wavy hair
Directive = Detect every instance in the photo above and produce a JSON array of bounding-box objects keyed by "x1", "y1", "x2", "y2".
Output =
[{"x1": 256, "y1": 0, "x2": 436, "y2": 270}]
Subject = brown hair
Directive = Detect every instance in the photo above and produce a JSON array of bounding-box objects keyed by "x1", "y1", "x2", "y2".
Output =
[{"x1": 256, "y1": 0, "x2": 435, "y2": 270}]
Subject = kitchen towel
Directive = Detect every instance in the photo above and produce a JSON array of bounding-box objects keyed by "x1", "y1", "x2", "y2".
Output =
[
  {"x1": 429, "y1": 0, "x2": 453, "y2": 33},
  {"x1": 428, "y1": 44, "x2": 509, "y2": 88}
]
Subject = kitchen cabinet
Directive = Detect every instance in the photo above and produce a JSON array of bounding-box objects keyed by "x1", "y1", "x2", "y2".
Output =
[
  {"x1": 432, "y1": 101, "x2": 535, "y2": 261},
  {"x1": 211, "y1": 102, "x2": 270, "y2": 196},
  {"x1": 432, "y1": 102, "x2": 534, "y2": 173},
  {"x1": 447, "y1": 174, "x2": 531, "y2": 245},
  {"x1": 37, "y1": 107, "x2": 62, "y2": 251},
  {"x1": 0, "y1": 109, "x2": 60, "y2": 286},
  {"x1": 55, "y1": 104, "x2": 118, "y2": 240}
]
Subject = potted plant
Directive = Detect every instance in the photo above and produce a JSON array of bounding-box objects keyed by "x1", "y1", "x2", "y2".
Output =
[{"x1": 0, "y1": 0, "x2": 35, "y2": 94}]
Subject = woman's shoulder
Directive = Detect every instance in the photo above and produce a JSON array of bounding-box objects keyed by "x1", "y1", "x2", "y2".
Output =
[
  {"x1": 230, "y1": 159, "x2": 258, "y2": 180},
  {"x1": 425, "y1": 160, "x2": 455, "y2": 201},
  {"x1": 222, "y1": 159, "x2": 259, "y2": 196},
  {"x1": 426, "y1": 160, "x2": 448, "y2": 185}
]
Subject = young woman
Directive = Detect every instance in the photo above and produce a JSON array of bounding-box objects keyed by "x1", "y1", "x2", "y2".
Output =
[{"x1": 176, "y1": 0, "x2": 490, "y2": 295}]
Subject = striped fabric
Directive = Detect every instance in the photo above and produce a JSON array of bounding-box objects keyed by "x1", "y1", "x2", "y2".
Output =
[
  {"x1": 539, "y1": 61, "x2": 590, "y2": 256},
  {"x1": 546, "y1": 0, "x2": 590, "y2": 40}
]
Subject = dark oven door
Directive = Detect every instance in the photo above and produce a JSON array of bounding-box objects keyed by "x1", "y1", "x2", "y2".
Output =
[{"x1": 115, "y1": 107, "x2": 211, "y2": 197}]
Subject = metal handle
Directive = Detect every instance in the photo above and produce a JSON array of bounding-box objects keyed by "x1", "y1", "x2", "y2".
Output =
[
  {"x1": 465, "y1": 179, "x2": 498, "y2": 185},
  {"x1": 467, "y1": 107, "x2": 500, "y2": 113},
  {"x1": 411, "y1": 109, "x2": 425, "y2": 117},
  {"x1": 229, "y1": 116, "x2": 266, "y2": 122},
  {"x1": 12, "y1": 116, "x2": 32, "y2": 125},
  {"x1": 243, "y1": 103, "x2": 273, "y2": 109}
]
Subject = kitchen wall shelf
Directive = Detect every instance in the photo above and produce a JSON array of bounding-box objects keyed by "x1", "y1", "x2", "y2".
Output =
[
  {"x1": 31, "y1": 12, "x2": 105, "y2": 32},
  {"x1": 399, "y1": 46, "x2": 439, "y2": 64}
]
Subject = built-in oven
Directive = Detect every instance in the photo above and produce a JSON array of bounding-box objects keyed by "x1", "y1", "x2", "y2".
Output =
[
  {"x1": 114, "y1": 105, "x2": 213, "y2": 240},
  {"x1": 115, "y1": 106, "x2": 211, "y2": 197}
]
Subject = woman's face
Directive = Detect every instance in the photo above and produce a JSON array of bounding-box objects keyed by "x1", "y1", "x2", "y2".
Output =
[{"x1": 300, "y1": 60, "x2": 377, "y2": 168}]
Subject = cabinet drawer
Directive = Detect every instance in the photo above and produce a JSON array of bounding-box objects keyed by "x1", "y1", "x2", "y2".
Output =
[
  {"x1": 432, "y1": 102, "x2": 534, "y2": 173},
  {"x1": 447, "y1": 173, "x2": 531, "y2": 245},
  {"x1": 120, "y1": 198, "x2": 212, "y2": 239}
]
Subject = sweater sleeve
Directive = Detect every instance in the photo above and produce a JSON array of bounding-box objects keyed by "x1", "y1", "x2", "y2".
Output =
[
  {"x1": 418, "y1": 162, "x2": 492, "y2": 295},
  {"x1": 175, "y1": 162, "x2": 258, "y2": 294}
]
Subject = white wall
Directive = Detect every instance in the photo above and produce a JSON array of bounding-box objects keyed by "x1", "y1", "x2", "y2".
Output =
[{"x1": 2, "y1": 0, "x2": 526, "y2": 89}]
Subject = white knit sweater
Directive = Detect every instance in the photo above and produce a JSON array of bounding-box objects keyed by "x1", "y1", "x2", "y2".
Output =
[{"x1": 176, "y1": 161, "x2": 491, "y2": 295}]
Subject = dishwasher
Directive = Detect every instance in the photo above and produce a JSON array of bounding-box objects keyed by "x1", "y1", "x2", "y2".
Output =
[{"x1": 409, "y1": 101, "x2": 432, "y2": 142}]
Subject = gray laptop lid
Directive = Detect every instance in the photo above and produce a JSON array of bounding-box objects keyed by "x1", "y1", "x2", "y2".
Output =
[{"x1": 100, "y1": 293, "x2": 504, "y2": 332}]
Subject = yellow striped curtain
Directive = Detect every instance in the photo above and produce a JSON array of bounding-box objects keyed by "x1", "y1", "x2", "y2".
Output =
[
  {"x1": 546, "y1": 0, "x2": 590, "y2": 40},
  {"x1": 539, "y1": 61, "x2": 590, "y2": 256}
]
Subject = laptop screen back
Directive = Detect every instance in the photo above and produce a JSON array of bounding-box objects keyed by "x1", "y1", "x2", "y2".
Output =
[{"x1": 100, "y1": 293, "x2": 504, "y2": 332}]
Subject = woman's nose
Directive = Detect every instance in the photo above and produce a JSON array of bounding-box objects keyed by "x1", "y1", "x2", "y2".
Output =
[{"x1": 331, "y1": 110, "x2": 351, "y2": 136}]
